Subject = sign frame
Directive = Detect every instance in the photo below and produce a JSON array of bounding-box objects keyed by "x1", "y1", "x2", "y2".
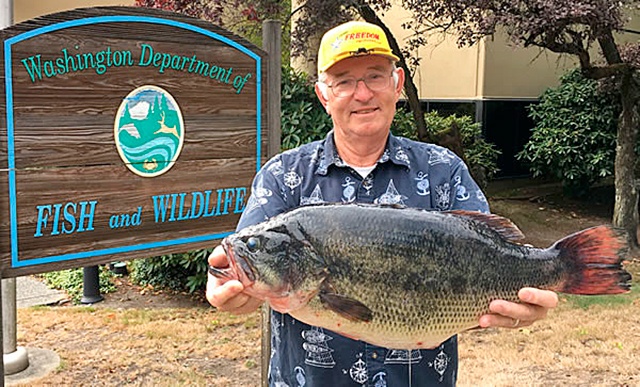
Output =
[{"x1": 0, "y1": 7, "x2": 269, "y2": 277}]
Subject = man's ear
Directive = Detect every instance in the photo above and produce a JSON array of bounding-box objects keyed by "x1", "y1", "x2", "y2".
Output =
[
  {"x1": 394, "y1": 68, "x2": 405, "y2": 98},
  {"x1": 315, "y1": 82, "x2": 329, "y2": 101},
  {"x1": 315, "y1": 82, "x2": 331, "y2": 115}
]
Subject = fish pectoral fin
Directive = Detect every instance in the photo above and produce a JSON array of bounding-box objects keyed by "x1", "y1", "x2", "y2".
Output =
[{"x1": 318, "y1": 292, "x2": 373, "y2": 322}]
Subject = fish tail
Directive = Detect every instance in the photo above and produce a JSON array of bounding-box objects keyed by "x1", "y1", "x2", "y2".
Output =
[{"x1": 551, "y1": 225, "x2": 632, "y2": 295}]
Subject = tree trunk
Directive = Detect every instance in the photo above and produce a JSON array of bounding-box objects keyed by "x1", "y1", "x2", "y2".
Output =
[
  {"x1": 613, "y1": 72, "x2": 640, "y2": 252},
  {"x1": 355, "y1": 4, "x2": 432, "y2": 144},
  {"x1": 290, "y1": 0, "x2": 321, "y2": 77}
]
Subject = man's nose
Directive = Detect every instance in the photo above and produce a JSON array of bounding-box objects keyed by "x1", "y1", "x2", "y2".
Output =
[{"x1": 353, "y1": 79, "x2": 374, "y2": 99}]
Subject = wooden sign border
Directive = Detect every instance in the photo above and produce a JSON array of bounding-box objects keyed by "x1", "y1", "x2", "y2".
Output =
[{"x1": 1, "y1": 8, "x2": 266, "y2": 276}]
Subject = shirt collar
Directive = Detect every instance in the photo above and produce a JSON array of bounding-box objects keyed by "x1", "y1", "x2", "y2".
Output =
[{"x1": 316, "y1": 130, "x2": 411, "y2": 175}]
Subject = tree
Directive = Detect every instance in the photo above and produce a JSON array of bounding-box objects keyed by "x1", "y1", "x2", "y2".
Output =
[
  {"x1": 134, "y1": 1, "x2": 533, "y2": 206},
  {"x1": 384, "y1": 0, "x2": 640, "y2": 251}
]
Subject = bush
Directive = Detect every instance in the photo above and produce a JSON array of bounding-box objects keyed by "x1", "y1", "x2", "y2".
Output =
[
  {"x1": 517, "y1": 69, "x2": 621, "y2": 197},
  {"x1": 392, "y1": 110, "x2": 501, "y2": 187},
  {"x1": 40, "y1": 267, "x2": 117, "y2": 304},
  {"x1": 281, "y1": 66, "x2": 332, "y2": 149},
  {"x1": 130, "y1": 249, "x2": 210, "y2": 294}
]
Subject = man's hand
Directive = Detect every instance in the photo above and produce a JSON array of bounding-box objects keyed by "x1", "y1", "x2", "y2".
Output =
[
  {"x1": 478, "y1": 288, "x2": 558, "y2": 329},
  {"x1": 206, "y1": 245, "x2": 263, "y2": 314}
]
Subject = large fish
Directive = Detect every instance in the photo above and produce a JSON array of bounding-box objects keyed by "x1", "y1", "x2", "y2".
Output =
[{"x1": 210, "y1": 203, "x2": 632, "y2": 349}]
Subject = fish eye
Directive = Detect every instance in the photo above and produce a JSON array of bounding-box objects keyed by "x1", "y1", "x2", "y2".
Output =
[{"x1": 246, "y1": 237, "x2": 260, "y2": 251}]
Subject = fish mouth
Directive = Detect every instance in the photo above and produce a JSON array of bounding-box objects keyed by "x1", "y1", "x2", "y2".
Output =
[{"x1": 211, "y1": 237, "x2": 256, "y2": 286}]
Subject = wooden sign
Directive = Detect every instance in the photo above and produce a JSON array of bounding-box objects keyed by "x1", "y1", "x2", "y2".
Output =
[{"x1": 0, "y1": 7, "x2": 269, "y2": 277}]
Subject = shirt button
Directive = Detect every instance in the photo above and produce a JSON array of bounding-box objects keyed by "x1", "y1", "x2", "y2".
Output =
[{"x1": 372, "y1": 352, "x2": 378, "y2": 359}]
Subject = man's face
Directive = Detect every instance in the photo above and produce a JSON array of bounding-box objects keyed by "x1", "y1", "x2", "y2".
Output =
[{"x1": 316, "y1": 55, "x2": 404, "y2": 141}]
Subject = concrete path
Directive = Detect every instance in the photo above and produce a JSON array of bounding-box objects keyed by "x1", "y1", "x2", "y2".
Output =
[{"x1": 16, "y1": 276, "x2": 68, "y2": 308}]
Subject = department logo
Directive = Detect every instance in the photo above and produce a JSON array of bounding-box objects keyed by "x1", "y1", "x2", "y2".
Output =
[{"x1": 114, "y1": 85, "x2": 184, "y2": 177}]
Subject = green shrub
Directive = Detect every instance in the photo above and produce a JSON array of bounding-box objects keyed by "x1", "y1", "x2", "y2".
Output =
[
  {"x1": 281, "y1": 66, "x2": 332, "y2": 149},
  {"x1": 392, "y1": 109, "x2": 501, "y2": 187},
  {"x1": 130, "y1": 249, "x2": 210, "y2": 293},
  {"x1": 517, "y1": 69, "x2": 621, "y2": 197},
  {"x1": 40, "y1": 267, "x2": 117, "y2": 304}
]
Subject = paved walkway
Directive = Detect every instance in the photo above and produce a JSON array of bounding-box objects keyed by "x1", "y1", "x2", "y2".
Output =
[{"x1": 15, "y1": 276, "x2": 67, "y2": 308}]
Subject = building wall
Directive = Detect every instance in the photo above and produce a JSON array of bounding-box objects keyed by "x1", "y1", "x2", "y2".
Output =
[
  {"x1": 382, "y1": 9, "x2": 575, "y2": 101},
  {"x1": 481, "y1": 31, "x2": 576, "y2": 99},
  {"x1": 14, "y1": 0, "x2": 135, "y2": 23},
  {"x1": 382, "y1": 12, "x2": 483, "y2": 101}
]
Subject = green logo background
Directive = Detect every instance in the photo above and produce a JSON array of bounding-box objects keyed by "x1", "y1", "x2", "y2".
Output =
[{"x1": 114, "y1": 86, "x2": 184, "y2": 177}]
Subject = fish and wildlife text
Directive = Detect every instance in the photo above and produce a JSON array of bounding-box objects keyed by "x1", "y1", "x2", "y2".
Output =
[{"x1": 33, "y1": 186, "x2": 248, "y2": 237}]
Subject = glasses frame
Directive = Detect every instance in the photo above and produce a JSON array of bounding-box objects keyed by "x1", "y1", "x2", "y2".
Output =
[{"x1": 321, "y1": 70, "x2": 396, "y2": 98}]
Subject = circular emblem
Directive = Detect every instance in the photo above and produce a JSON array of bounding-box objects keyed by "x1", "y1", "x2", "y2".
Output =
[{"x1": 114, "y1": 85, "x2": 184, "y2": 177}]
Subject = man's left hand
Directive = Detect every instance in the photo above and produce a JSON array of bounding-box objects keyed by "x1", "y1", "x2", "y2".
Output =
[{"x1": 479, "y1": 288, "x2": 558, "y2": 329}]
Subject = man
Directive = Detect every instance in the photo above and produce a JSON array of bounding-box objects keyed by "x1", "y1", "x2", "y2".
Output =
[{"x1": 207, "y1": 20, "x2": 558, "y2": 386}]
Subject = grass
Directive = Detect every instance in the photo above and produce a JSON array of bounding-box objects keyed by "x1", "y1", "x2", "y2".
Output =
[
  {"x1": 458, "y1": 261, "x2": 640, "y2": 386},
  {"x1": 562, "y1": 261, "x2": 639, "y2": 309},
  {"x1": 14, "y1": 305, "x2": 262, "y2": 386},
  {"x1": 14, "y1": 274, "x2": 639, "y2": 387}
]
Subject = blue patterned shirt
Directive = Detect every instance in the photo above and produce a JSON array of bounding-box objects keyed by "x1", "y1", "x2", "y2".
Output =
[{"x1": 236, "y1": 131, "x2": 489, "y2": 386}]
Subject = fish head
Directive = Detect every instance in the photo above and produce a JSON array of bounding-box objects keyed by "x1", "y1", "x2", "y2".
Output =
[{"x1": 218, "y1": 220, "x2": 327, "y2": 308}]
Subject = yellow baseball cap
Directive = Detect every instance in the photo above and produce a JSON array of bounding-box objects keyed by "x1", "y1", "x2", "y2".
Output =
[{"x1": 317, "y1": 21, "x2": 400, "y2": 73}]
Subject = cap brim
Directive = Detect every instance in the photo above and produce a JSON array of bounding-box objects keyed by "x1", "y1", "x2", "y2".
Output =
[{"x1": 319, "y1": 51, "x2": 400, "y2": 73}]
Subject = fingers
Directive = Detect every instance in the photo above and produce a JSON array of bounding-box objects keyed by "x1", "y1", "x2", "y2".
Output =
[
  {"x1": 478, "y1": 288, "x2": 558, "y2": 329},
  {"x1": 208, "y1": 245, "x2": 228, "y2": 267},
  {"x1": 518, "y1": 287, "x2": 559, "y2": 309},
  {"x1": 206, "y1": 279, "x2": 262, "y2": 314},
  {"x1": 206, "y1": 245, "x2": 263, "y2": 315}
]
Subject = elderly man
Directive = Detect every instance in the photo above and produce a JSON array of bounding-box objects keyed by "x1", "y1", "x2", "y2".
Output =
[{"x1": 207, "y1": 20, "x2": 557, "y2": 386}]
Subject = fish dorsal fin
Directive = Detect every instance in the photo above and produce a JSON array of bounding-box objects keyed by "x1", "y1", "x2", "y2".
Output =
[
  {"x1": 446, "y1": 210, "x2": 525, "y2": 242},
  {"x1": 319, "y1": 280, "x2": 373, "y2": 322}
]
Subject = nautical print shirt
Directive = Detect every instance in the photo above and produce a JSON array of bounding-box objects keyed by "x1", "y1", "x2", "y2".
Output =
[{"x1": 236, "y1": 131, "x2": 490, "y2": 387}]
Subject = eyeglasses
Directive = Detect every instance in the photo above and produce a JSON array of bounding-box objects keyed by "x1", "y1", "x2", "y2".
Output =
[{"x1": 322, "y1": 71, "x2": 394, "y2": 98}]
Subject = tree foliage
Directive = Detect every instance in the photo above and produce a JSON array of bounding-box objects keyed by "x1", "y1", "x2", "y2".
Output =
[
  {"x1": 130, "y1": 250, "x2": 211, "y2": 293},
  {"x1": 392, "y1": 110, "x2": 501, "y2": 189},
  {"x1": 134, "y1": 0, "x2": 289, "y2": 46},
  {"x1": 396, "y1": 0, "x2": 640, "y2": 248}
]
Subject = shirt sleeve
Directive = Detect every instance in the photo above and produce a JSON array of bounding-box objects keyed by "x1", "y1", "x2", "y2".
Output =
[
  {"x1": 449, "y1": 159, "x2": 490, "y2": 214},
  {"x1": 236, "y1": 155, "x2": 293, "y2": 231}
]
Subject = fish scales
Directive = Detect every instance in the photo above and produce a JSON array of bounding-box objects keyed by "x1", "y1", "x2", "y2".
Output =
[
  {"x1": 287, "y1": 205, "x2": 559, "y2": 342},
  {"x1": 214, "y1": 203, "x2": 632, "y2": 349}
]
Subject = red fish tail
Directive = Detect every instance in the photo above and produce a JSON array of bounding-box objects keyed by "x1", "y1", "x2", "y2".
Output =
[{"x1": 550, "y1": 225, "x2": 632, "y2": 295}]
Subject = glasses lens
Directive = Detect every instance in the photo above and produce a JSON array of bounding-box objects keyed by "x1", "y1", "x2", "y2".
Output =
[
  {"x1": 332, "y1": 80, "x2": 356, "y2": 97},
  {"x1": 330, "y1": 72, "x2": 392, "y2": 97},
  {"x1": 365, "y1": 73, "x2": 391, "y2": 91}
]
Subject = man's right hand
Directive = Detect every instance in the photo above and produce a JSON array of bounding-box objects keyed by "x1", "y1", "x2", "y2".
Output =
[{"x1": 206, "y1": 245, "x2": 263, "y2": 314}]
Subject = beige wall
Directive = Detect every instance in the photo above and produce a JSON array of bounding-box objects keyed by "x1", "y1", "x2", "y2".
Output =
[
  {"x1": 481, "y1": 31, "x2": 576, "y2": 99},
  {"x1": 383, "y1": 8, "x2": 571, "y2": 101},
  {"x1": 382, "y1": 6, "x2": 639, "y2": 101},
  {"x1": 382, "y1": 11, "x2": 483, "y2": 101},
  {"x1": 414, "y1": 33, "x2": 484, "y2": 100},
  {"x1": 14, "y1": 0, "x2": 135, "y2": 23}
]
